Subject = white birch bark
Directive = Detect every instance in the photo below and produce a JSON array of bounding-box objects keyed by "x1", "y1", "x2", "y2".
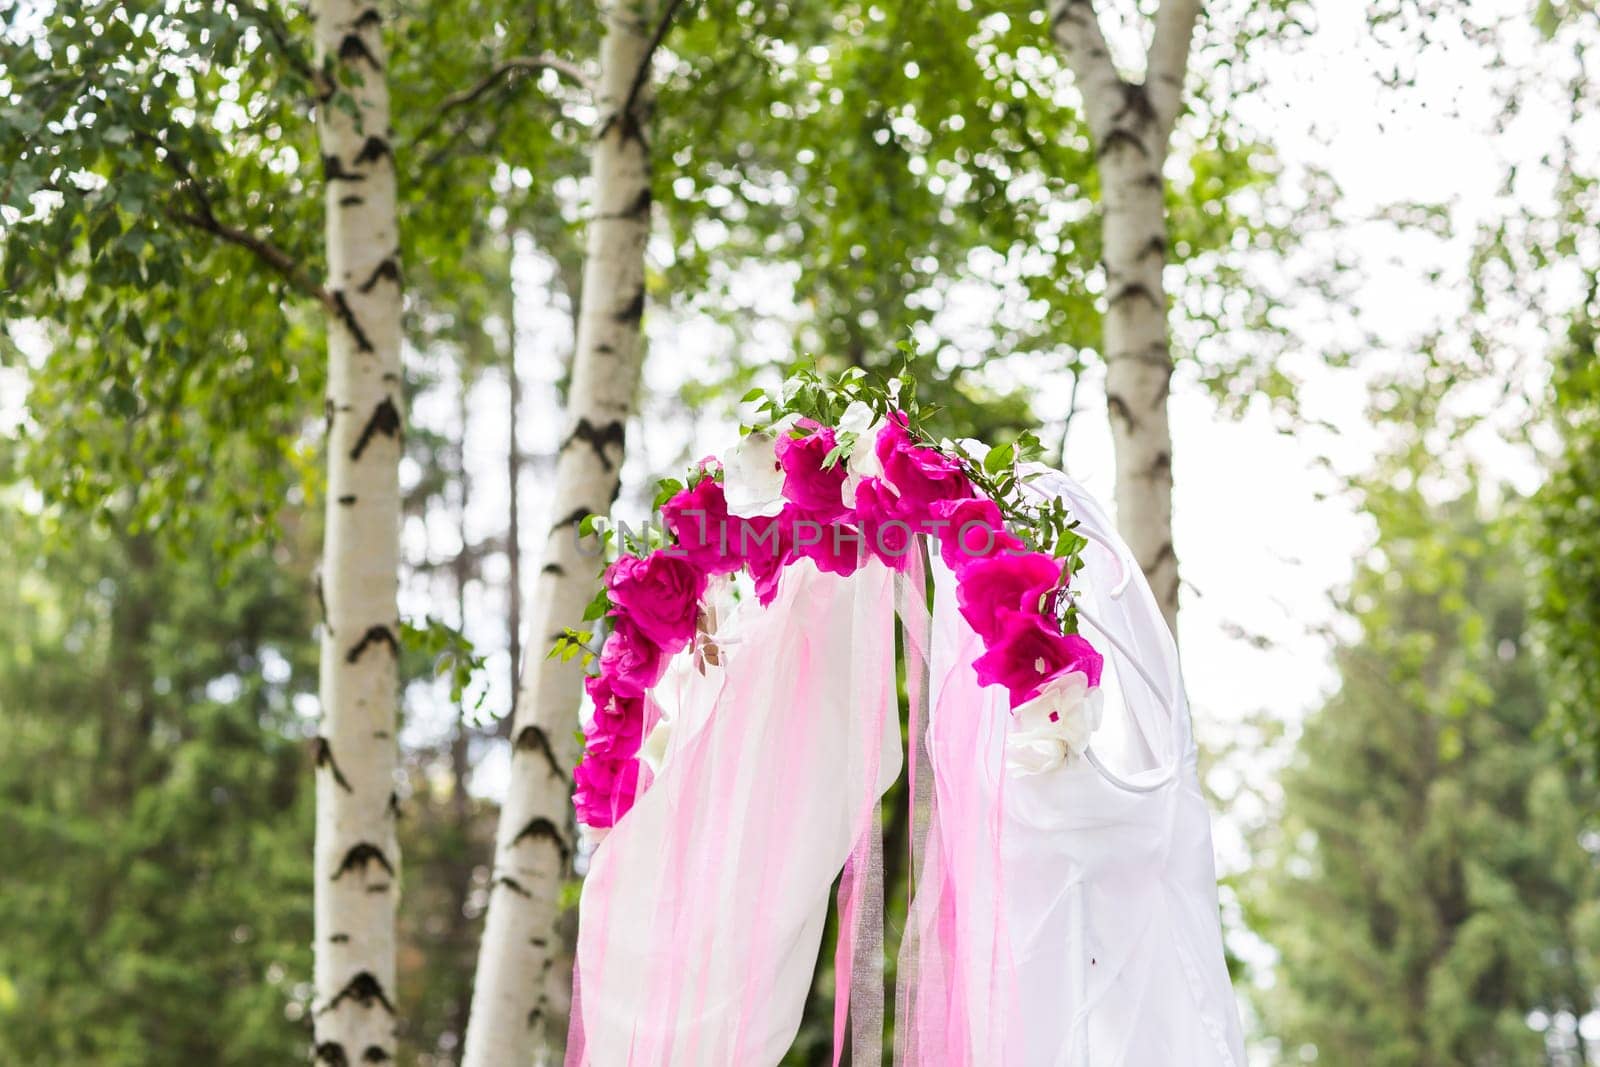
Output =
[
  {"x1": 462, "y1": 4, "x2": 658, "y2": 1062},
  {"x1": 1048, "y1": 0, "x2": 1203, "y2": 636},
  {"x1": 310, "y1": 1, "x2": 404, "y2": 1062}
]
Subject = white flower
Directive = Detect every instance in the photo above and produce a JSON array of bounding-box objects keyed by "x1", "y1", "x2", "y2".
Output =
[
  {"x1": 1005, "y1": 670, "x2": 1103, "y2": 777},
  {"x1": 723, "y1": 432, "x2": 787, "y2": 517},
  {"x1": 955, "y1": 438, "x2": 990, "y2": 464},
  {"x1": 841, "y1": 415, "x2": 887, "y2": 508},
  {"x1": 639, "y1": 716, "x2": 673, "y2": 775},
  {"x1": 837, "y1": 399, "x2": 875, "y2": 437}
]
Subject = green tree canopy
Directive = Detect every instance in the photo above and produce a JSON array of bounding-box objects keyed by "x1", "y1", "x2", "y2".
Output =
[{"x1": 1250, "y1": 489, "x2": 1600, "y2": 1065}]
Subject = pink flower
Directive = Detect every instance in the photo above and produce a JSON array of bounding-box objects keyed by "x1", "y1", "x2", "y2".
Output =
[
  {"x1": 852, "y1": 477, "x2": 915, "y2": 570},
  {"x1": 776, "y1": 426, "x2": 849, "y2": 520},
  {"x1": 584, "y1": 674, "x2": 644, "y2": 752},
  {"x1": 875, "y1": 413, "x2": 972, "y2": 520},
  {"x1": 955, "y1": 551, "x2": 1064, "y2": 642},
  {"x1": 789, "y1": 513, "x2": 863, "y2": 578},
  {"x1": 598, "y1": 615, "x2": 667, "y2": 697},
  {"x1": 662, "y1": 477, "x2": 741, "y2": 575},
  {"x1": 931, "y1": 496, "x2": 1024, "y2": 573},
  {"x1": 972, "y1": 612, "x2": 1103, "y2": 705},
  {"x1": 605, "y1": 550, "x2": 708, "y2": 652},
  {"x1": 737, "y1": 513, "x2": 793, "y2": 605},
  {"x1": 574, "y1": 755, "x2": 640, "y2": 828}
]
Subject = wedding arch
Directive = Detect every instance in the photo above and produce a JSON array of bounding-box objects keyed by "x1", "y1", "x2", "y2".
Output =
[{"x1": 557, "y1": 369, "x2": 1245, "y2": 1066}]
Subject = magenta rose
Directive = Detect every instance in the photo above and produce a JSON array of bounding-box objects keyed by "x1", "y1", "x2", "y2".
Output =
[
  {"x1": 853, "y1": 477, "x2": 915, "y2": 570},
  {"x1": 874, "y1": 413, "x2": 972, "y2": 520},
  {"x1": 605, "y1": 550, "x2": 708, "y2": 652},
  {"x1": 574, "y1": 755, "x2": 640, "y2": 828},
  {"x1": 776, "y1": 426, "x2": 849, "y2": 520},
  {"x1": 930, "y1": 496, "x2": 1024, "y2": 573},
  {"x1": 584, "y1": 674, "x2": 645, "y2": 750},
  {"x1": 955, "y1": 551, "x2": 1064, "y2": 642},
  {"x1": 730, "y1": 512, "x2": 792, "y2": 605},
  {"x1": 789, "y1": 511, "x2": 862, "y2": 578},
  {"x1": 598, "y1": 615, "x2": 667, "y2": 697},
  {"x1": 972, "y1": 612, "x2": 1104, "y2": 705},
  {"x1": 662, "y1": 477, "x2": 741, "y2": 575}
]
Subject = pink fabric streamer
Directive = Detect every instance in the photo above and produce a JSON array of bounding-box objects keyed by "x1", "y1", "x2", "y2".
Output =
[
  {"x1": 891, "y1": 551, "x2": 1015, "y2": 1065},
  {"x1": 567, "y1": 561, "x2": 900, "y2": 1065}
]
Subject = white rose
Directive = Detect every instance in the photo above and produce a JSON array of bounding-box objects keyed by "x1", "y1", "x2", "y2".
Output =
[
  {"x1": 841, "y1": 415, "x2": 887, "y2": 508},
  {"x1": 1005, "y1": 670, "x2": 1103, "y2": 777},
  {"x1": 723, "y1": 432, "x2": 787, "y2": 517},
  {"x1": 837, "y1": 399, "x2": 875, "y2": 437}
]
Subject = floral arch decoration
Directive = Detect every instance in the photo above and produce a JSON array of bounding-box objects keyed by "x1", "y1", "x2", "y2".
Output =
[{"x1": 563, "y1": 368, "x2": 1108, "y2": 831}]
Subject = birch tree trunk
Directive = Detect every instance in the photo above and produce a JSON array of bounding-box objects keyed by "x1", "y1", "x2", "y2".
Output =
[
  {"x1": 310, "y1": 1, "x2": 405, "y2": 1062},
  {"x1": 462, "y1": 4, "x2": 658, "y2": 1061},
  {"x1": 1048, "y1": 0, "x2": 1202, "y2": 636}
]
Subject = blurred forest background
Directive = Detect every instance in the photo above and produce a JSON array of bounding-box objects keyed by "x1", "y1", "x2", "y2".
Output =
[{"x1": 2, "y1": 0, "x2": 1599, "y2": 1063}]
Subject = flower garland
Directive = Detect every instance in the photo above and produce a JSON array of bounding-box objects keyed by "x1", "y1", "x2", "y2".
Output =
[{"x1": 563, "y1": 371, "x2": 1105, "y2": 829}]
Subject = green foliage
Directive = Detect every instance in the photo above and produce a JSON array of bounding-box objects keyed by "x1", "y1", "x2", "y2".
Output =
[
  {"x1": 1533, "y1": 288, "x2": 1600, "y2": 773},
  {"x1": 402, "y1": 616, "x2": 490, "y2": 712},
  {"x1": 0, "y1": 500, "x2": 318, "y2": 1064},
  {"x1": 1, "y1": 1, "x2": 326, "y2": 546},
  {"x1": 1248, "y1": 495, "x2": 1600, "y2": 1066}
]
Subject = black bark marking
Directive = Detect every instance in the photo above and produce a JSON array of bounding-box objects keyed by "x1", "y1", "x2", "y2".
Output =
[
  {"x1": 339, "y1": 194, "x2": 364, "y2": 207},
  {"x1": 362, "y1": 1047, "x2": 392, "y2": 1063},
  {"x1": 333, "y1": 842, "x2": 396, "y2": 880},
  {"x1": 358, "y1": 257, "x2": 401, "y2": 293},
  {"x1": 331, "y1": 933, "x2": 351, "y2": 944},
  {"x1": 354, "y1": 7, "x2": 381, "y2": 28},
  {"x1": 350, "y1": 398, "x2": 402, "y2": 461},
  {"x1": 338, "y1": 34, "x2": 382, "y2": 71},
  {"x1": 1114, "y1": 82, "x2": 1157, "y2": 125},
  {"x1": 541, "y1": 562, "x2": 565, "y2": 576},
  {"x1": 312, "y1": 737, "x2": 353, "y2": 792},
  {"x1": 1098, "y1": 128, "x2": 1148, "y2": 160},
  {"x1": 315, "y1": 1042, "x2": 350, "y2": 1066},
  {"x1": 1106, "y1": 394, "x2": 1136, "y2": 430},
  {"x1": 530, "y1": 936, "x2": 549, "y2": 948},
  {"x1": 560, "y1": 417, "x2": 625, "y2": 472},
  {"x1": 614, "y1": 287, "x2": 645, "y2": 325},
  {"x1": 625, "y1": 186, "x2": 653, "y2": 219},
  {"x1": 1138, "y1": 234, "x2": 1168, "y2": 260},
  {"x1": 553, "y1": 505, "x2": 591, "y2": 531},
  {"x1": 388, "y1": 792, "x2": 402, "y2": 818},
  {"x1": 323, "y1": 971, "x2": 396, "y2": 1016},
  {"x1": 595, "y1": 343, "x2": 616, "y2": 355},
  {"x1": 338, "y1": 494, "x2": 357, "y2": 506},
  {"x1": 493, "y1": 875, "x2": 533, "y2": 898},
  {"x1": 332, "y1": 291, "x2": 375, "y2": 352},
  {"x1": 1107, "y1": 282, "x2": 1161, "y2": 310},
  {"x1": 514, "y1": 725, "x2": 567, "y2": 781},
  {"x1": 354, "y1": 136, "x2": 392, "y2": 167},
  {"x1": 345, "y1": 624, "x2": 399, "y2": 664},
  {"x1": 513, "y1": 816, "x2": 572, "y2": 866},
  {"x1": 323, "y1": 154, "x2": 366, "y2": 183}
]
